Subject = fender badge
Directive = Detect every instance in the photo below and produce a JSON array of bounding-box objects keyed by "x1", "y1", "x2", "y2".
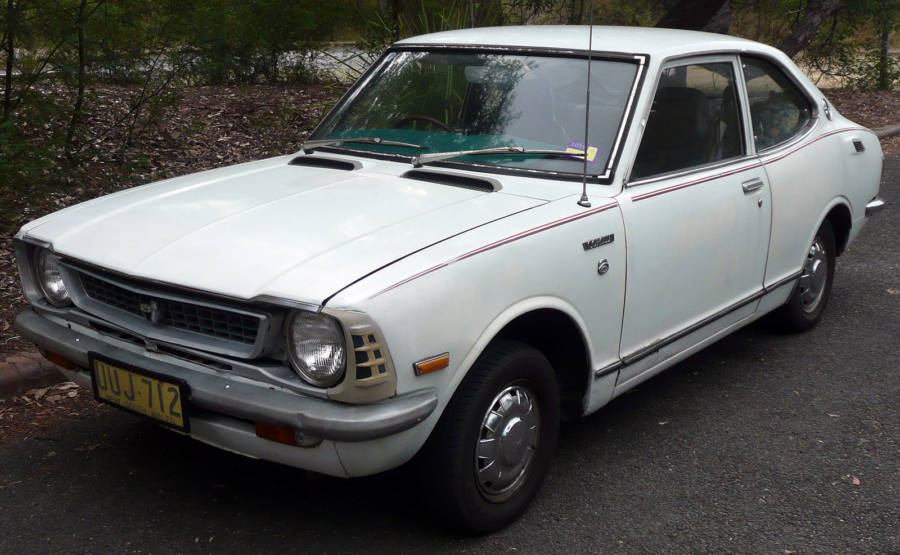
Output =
[{"x1": 582, "y1": 233, "x2": 614, "y2": 251}]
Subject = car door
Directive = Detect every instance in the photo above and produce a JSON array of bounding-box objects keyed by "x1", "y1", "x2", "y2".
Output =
[{"x1": 615, "y1": 55, "x2": 771, "y2": 386}]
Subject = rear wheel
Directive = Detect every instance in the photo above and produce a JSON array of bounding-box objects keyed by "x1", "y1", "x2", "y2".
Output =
[
  {"x1": 416, "y1": 340, "x2": 559, "y2": 533},
  {"x1": 774, "y1": 220, "x2": 836, "y2": 332}
]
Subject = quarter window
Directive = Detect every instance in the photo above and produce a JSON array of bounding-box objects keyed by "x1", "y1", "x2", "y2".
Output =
[
  {"x1": 631, "y1": 61, "x2": 744, "y2": 180},
  {"x1": 742, "y1": 57, "x2": 812, "y2": 150}
]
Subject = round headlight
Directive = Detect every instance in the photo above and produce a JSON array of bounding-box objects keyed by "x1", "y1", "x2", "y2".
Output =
[
  {"x1": 33, "y1": 249, "x2": 71, "y2": 306},
  {"x1": 286, "y1": 311, "x2": 346, "y2": 387}
]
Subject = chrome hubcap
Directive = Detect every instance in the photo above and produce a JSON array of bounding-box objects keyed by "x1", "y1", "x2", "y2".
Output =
[
  {"x1": 798, "y1": 238, "x2": 828, "y2": 313},
  {"x1": 475, "y1": 384, "x2": 540, "y2": 503}
]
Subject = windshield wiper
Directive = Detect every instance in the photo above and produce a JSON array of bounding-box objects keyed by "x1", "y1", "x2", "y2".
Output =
[
  {"x1": 412, "y1": 146, "x2": 584, "y2": 167},
  {"x1": 302, "y1": 137, "x2": 425, "y2": 153}
]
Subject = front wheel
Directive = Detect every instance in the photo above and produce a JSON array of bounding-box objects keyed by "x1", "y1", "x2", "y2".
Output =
[
  {"x1": 416, "y1": 340, "x2": 559, "y2": 533},
  {"x1": 773, "y1": 220, "x2": 836, "y2": 332}
]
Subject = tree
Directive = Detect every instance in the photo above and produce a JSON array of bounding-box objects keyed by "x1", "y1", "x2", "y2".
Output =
[
  {"x1": 2, "y1": 0, "x2": 14, "y2": 121},
  {"x1": 779, "y1": 0, "x2": 843, "y2": 58},
  {"x1": 655, "y1": 0, "x2": 730, "y2": 31}
]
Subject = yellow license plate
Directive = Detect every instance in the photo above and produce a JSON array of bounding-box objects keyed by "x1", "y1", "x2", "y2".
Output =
[{"x1": 90, "y1": 355, "x2": 189, "y2": 431}]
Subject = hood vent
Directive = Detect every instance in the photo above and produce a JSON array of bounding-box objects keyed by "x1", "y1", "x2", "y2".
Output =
[
  {"x1": 402, "y1": 169, "x2": 502, "y2": 192},
  {"x1": 289, "y1": 155, "x2": 361, "y2": 171}
]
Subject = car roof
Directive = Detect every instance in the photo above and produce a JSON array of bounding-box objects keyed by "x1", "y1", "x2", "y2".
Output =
[{"x1": 397, "y1": 25, "x2": 773, "y2": 59}]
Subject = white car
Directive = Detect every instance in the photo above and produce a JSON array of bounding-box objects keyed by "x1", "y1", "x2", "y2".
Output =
[{"x1": 14, "y1": 26, "x2": 884, "y2": 532}]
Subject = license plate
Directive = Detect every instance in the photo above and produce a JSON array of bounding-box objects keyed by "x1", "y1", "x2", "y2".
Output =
[{"x1": 90, "y1": 354, "x2": 190, "y2": 432}]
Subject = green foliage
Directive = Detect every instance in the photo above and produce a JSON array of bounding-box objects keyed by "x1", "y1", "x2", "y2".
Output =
[
  {"x1": 0, "y1": 118, "x2": 51, "y2": 189},
  {"x1": 1, "y1": 0, "x2": 900, "y2": 215},
  {"x1": 593, "y1": 0, "x2": 665, "y2": 27},
  {"x1": 172, "y1": 0, "x2": 344, "y2": 84},
  {"x1": 793, "y1": 0, "x2": 900, "y2": 90}
]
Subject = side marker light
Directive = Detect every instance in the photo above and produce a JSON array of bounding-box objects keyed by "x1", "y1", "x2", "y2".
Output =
[{"x1": 413, "y1": 353, "x2": 449, "y2": 376}]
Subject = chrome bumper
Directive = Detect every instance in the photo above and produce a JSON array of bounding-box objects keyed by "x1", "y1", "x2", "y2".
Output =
[
  {"x1": 14, "y1": 309, "x2": 436, "y2": 442},
  {"x1": 866, "y1": 198, "x2": 885, "y2": 217}
]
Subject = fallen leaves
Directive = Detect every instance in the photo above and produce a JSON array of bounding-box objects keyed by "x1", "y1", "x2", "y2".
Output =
[
  {"x1": 0, "y1": 82, "x2": 342, "y2": 355},
  {"x1": 826, "y1": 88, "x2": 900, "y2": 147},
  {"x1": 12, "y1": 382, "x2": 81, "y2": 406},
  {"x1": 0, "y1": 381, "x2": 109, "y2": 443}
]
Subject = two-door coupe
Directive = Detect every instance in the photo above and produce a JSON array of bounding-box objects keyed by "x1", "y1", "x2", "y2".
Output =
[{"x1": 14, "y1": 26, "x2": 884, "y2": 532}]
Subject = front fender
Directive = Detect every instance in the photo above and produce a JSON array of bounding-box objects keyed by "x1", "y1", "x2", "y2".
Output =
[{"x1": 326, "y1": 195, "x2": 627, "y2": 476}]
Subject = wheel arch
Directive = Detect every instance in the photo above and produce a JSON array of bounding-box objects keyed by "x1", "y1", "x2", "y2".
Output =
[
  {"x1": 442, "y1": 299, "x2": 594, "y2": 422},
  {"x1": 823, "y1": 200, "x2": 852, "y2": 256}
]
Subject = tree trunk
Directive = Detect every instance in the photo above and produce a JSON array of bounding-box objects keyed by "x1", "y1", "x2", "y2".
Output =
[
  {"x1": 3, "y1": 0, "x2": 15, "y2": 122},
  {"x1": 778, "y1": 0, "x2": 842, "y2": 59},
  {"x1": 65, "y1": 0, "x2": 88, "y2": 162},
  {"x1": 567, "y1": 0, "x2": 585, "y2": 25},
  {"x1": 389, "y1": 0, "x2": 402, "y2": 42},
  {"x1": 879, "y1": 27, "x2": 891, "y2": 90},
  {"x1": 656, "y1": 0, "x2": 729, "y2": 31},
  {"x1": 702, "y1": 1, "x2": 732, "y2": 34}
]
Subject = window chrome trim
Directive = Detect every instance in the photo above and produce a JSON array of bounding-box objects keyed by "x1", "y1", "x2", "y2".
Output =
[
  {"x1": 393, "y1": 42, "x2": 644, "y2": 60},
  {"x1": 626, "y1": 154, "x2": 760, "y2": 189},
  {"x1": 307, "y1": 45, "x2": 649, "y2": 185},
  {"x1": 738, "y1": 54, "x2": 820, "y2": 156},
  {"x1": 752, "y1": 113, "x2": 820, "y2": 160},
  {"x1": 624, "y1": 53, "x2": 750, "y2": 186},
  {"x1": 623, "y1": 50, "x2": 825, "y2": 184}
]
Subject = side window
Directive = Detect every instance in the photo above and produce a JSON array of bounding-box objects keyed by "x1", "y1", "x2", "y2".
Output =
[
  {"x1": 742, "y1": 57, "x2": 812, "y2": 151},
  {"x1": 631, "y1": 61, "x2": 744, "y2": 180}
]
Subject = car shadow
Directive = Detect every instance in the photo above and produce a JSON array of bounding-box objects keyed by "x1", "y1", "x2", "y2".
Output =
[{"x1": 55, "y1": 319, "x2": 787, "y2": 543}]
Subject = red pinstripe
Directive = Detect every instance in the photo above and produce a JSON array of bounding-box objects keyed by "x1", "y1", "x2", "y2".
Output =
[
  {"x1": 369, "y1": 127, "x2": 869, "y2": 299},
  {"x1": 372, "y1": 201, "x2": 619, "y2": 298},
  {"x1": 631, "y1": 127, "x2": 869, "y2": 202}
]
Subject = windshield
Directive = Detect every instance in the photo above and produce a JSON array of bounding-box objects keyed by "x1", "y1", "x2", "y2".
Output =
[{"x1": 310, "y1": 50, "x2": 640, "y2": 177}]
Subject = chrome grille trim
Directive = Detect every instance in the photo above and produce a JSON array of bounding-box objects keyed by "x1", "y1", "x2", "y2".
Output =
[{"x1": 58, "y1": 262, "x2": 273, "y2": 359}]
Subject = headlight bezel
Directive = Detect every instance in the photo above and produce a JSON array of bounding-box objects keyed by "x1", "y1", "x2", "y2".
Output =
[
  {"x1": 31, "y1": 247, "x2": 72, "y2": 307},
  {"x1": 285, "y1": 310, "x2": 347, "y2": 388},
  {"x1": 321, "y1": 307, "x2": 397, "y2": 404}
]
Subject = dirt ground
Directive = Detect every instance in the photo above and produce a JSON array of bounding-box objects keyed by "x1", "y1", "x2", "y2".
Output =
[{"x1": 0, "y1": 83, "x2": 340, "y2": 356}]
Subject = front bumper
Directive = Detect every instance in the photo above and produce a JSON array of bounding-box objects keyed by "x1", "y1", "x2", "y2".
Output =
[
  {"x1": 14, "y1": 309, "x2": 437, "y2": 443},
  {"x1": 865, "y1": 197, "x2": 885, "y2": 217}
]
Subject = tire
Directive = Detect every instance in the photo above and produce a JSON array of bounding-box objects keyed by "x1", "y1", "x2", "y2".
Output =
[
  {"x1": 773, "y1": 220, "x2": 836, "y2": 332},
  {"x1": 416, "y1": 340, "x2": 559, "y2": 533}
]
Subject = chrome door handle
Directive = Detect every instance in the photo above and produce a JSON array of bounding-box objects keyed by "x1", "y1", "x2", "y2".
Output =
[{"x1": 741, "y1": 178, "x2": 764, "y2": 193}]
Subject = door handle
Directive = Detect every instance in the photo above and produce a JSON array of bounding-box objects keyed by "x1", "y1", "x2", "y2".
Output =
[{"x1": 741, "y1": 178, "x2": 764, "y2": 193}]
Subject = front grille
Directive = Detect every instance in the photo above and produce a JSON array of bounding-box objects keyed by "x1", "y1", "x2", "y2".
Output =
[
  {"x1": 80, "y1": 273, "x2": 144, "y2": 317},
  {"x1": 78, "y1": 271, "x2": 262, "y2": 346}
]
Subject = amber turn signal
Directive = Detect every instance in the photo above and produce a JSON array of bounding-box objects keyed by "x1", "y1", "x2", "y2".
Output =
[
  {"x1": 41, "y1": 349, "x2": 76, "y2": 370},
  {"x1": 413, "y1": 353, "x2": 450, "y2": 375},
  {"x1": 255, "y1": 421, "x2": 297, "y2": 446},
  {"x1": 254, "y1": 421, "x2": 322, "y2": 448}
]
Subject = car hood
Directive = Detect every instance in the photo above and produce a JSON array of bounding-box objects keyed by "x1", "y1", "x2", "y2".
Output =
[{"x1": 22, "y1": 156, "x2": 544, "y2": 305}]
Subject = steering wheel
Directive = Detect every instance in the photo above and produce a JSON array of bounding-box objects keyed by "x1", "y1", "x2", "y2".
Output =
[{"x1": 394, "y1": 114, "x2": 454, "y2": 132}]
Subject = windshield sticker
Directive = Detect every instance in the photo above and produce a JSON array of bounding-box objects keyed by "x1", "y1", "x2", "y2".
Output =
[{"x1": 565, "y1": 141, "x2": 599, "y2": 164}]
